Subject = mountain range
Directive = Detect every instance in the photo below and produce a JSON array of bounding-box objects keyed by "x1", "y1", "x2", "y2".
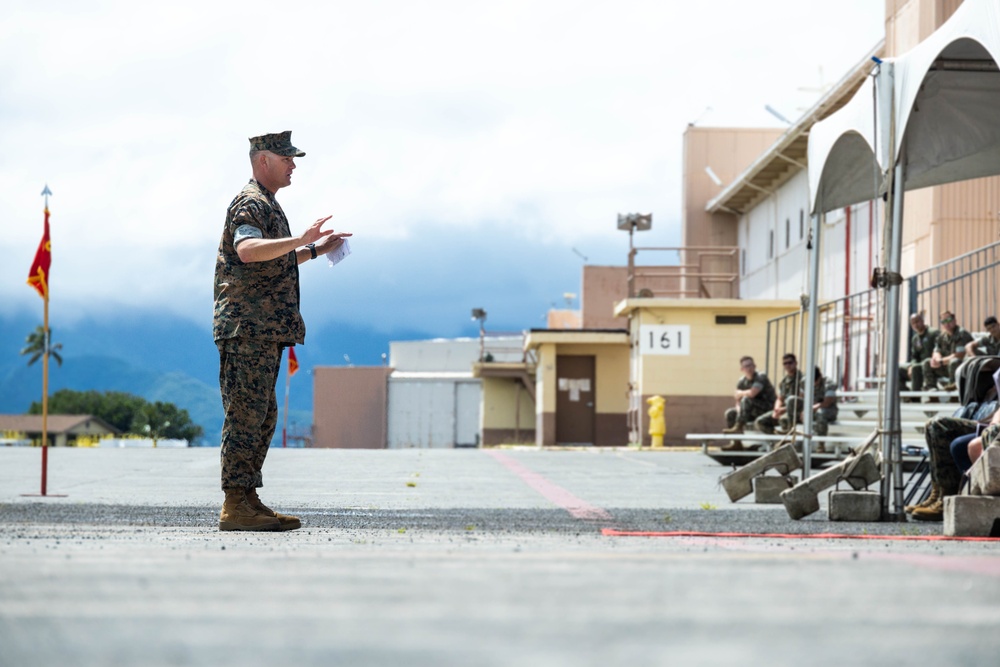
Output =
[{"x1": 0, "y1": 309, "x2": 438, "y2": 447}]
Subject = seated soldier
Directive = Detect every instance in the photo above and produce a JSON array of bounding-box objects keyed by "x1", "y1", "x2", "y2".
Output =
[
  {"x1": 721, "y1": 356, "x2": 776, "y2": 451},
  {"x1": 921, "y1": 311, "x2": 973, "y2": 394},
  {"x1": 966, "y1": 316, "x2": 1000, "y2": 358},
  {"x1": 909, "y1": 368, "x2": 1000, "y2": 521},
  {"x1": 781, "y1": 367, "x2": 838, "y2": 453},
  {"x1": 898, "y1": 312, "x2": 937, "y2": 395},
  {"x1": 755, "y1": 353, "x2": 803, "y2": 436}
]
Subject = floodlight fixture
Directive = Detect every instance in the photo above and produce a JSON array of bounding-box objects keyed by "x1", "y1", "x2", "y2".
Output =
[
  {"x1": 471, "y1": 308, "x2": 487, "y2": 322},
  {"x1": 617, "y1": 213, "x2": 652, "y2": 232}
]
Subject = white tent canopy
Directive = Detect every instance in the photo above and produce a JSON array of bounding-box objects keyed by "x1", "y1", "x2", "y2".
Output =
[
  {"x1": 809, "y1": 0, "x2": 1000, "y2": 214},
  {"x1": 806, "y1": 77, "x2": 882, "y2": 214}
]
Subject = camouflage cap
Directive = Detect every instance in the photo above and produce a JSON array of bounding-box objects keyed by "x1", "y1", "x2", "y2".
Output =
[{"x1": 248, "y1": 130, "x2": 305, "y2": 157}]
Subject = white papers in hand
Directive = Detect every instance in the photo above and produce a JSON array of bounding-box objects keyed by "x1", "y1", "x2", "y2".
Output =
[{"x1": 327, "y1": 239, "x2": 352, "y2": 267}]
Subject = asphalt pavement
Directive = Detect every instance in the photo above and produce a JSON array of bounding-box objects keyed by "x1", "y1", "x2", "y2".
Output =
[{"x1": 1, "y1": 446, "x2": 998, "y2": 667}]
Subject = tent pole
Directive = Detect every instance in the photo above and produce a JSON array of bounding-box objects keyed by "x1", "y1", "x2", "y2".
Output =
[
  {"x1": 878, "y1": 156, "x2": 906, "y2": 520},
  {"x1": 802, "y1": 212, "x2": 823, "y2": 477}
]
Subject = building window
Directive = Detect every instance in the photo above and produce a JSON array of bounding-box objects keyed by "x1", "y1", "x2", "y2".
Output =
[
  {"x1": 769, "y1": 230, "x2": 774, "y2": 259},
  {"x1": 800, "y1": 210, "x2": 805, "y2": 239},
  {"x1": 741, "y1": 248, "x2": 746, "y2": 276},
  {"x1": 785, "y1": 218, "x2": 790, "y2": 249},
  {"x1": 715, "y1": 315, "x2": 747, "y2": 325}
]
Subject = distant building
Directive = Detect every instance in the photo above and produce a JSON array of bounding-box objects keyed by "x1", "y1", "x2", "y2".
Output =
[
  {"x1": 312, "y1": 336, "x2": 524, "y2": 449},
  {"x1": 0, "y1": 414, "x2": 119, "y2": 447}
]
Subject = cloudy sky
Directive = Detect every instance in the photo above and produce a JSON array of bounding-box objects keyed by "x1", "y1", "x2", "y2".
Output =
[{"x1": 1, "y1": 0, "x2": 885, "y2": 338}]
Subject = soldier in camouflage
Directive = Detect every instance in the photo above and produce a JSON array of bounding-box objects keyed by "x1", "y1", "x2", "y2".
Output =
[
  {"x1": 898, "y1": 312, "x2": 938, "y2": 394},
  {"x1": 965, "y1": 316, "x2": 1000, "y2": 358},
  {"x1": 783, "y1": 367, "x2": 839, "y2": 438},
  {"x1": 721, "y1": 356, "x2": 776, "y2": 451},
  {"x1": 910, "y1": 408, "x2": 1000, "y2": 521},
  {"x1": 921, "y1": 311, "x2": 973, "y2": 392},
  {"x1": 755, "y1": 353, "x2": 804, "y2": 435},
  {"x1": 214, "y1": 130, "x2": 351, "y2": 532}
]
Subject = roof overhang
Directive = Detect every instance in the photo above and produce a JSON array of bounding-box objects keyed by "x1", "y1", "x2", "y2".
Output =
[
  {"x1": 524, "y1": 329, "x2": 629, "y2": 350},
  {"x1": 706, "y1": 40, "x2": 885, "y2": 216}
]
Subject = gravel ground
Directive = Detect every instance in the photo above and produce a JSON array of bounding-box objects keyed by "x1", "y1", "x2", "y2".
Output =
[{"x1": 1, "y1": 447, "x2": 998, "y2": 667}]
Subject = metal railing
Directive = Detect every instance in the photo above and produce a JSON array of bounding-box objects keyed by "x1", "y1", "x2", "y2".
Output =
[
  {"x1": 765, "y1": 240, "x2": 1000, "y2": 389},
  {"x1": 627, "y1": 246, "x2": 739, "y2": 299}
]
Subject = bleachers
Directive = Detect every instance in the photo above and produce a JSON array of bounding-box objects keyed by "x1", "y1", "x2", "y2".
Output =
[{"x1": 689, "y1": 387, "x2": 961, "y2": 466}]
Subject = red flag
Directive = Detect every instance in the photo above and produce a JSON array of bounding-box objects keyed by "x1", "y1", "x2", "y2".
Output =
[
  {"x1": 27, "y1": 205, "x2": 52, "y2": 300},
  {"x1": 288, "y1": 347, "x2": 299, "y2": 376}
]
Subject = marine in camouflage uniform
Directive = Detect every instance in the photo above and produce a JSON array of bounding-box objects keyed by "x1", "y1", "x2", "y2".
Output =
[
  {"x1": 918, "y1": 416, "x2": 972, "y2": 501},
  {"x1": 967, "y1": 316, "x2": 1000, "y2": 357},
  {"x1": 898, "y1": 315, "x2": 937, "y2": 393},
  {"x1": 724, "y1": 371, "x2": 776, "y2": 429},
  {"x1": 783, "y1": 373, "x2": 839, "y2": 436},
  {"x1": 921, "y1": 313, "x2": 973, "y2": 390},
  {"x1": 755, "y1": 361, "x2": 804, "y2": 435},
  {"x1": 213, "y1": 131, "x2": 350, "y2": 531}
]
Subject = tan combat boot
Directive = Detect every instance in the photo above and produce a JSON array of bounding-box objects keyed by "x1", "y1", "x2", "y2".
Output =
[
  {"x1": 910, "y1": 497, "x2": 945, "y2": 522},
  {"x1": 246, "y1": 488, "x2": 301, "y2": 531},
  {"x1": 219, "y1": 488, "x2": 280, "y2": 531},
  {"x1": 904, "y1": 482, "x2": 940, "y2": 513}
]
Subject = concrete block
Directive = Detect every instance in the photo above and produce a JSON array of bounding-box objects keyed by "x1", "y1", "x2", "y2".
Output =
[
  {"x1": 719, "y1": 444, "x2": 802, "y2": 503},
  {"x1": 969, "y1": 447, "x2": 1000, "y2": 496},
  {"x1": 943, "y1": 495, "x2": 1000, "y2": 537},
  {"x1": 753, "y1": 475, "x2": 797, "y2": 504},
  {"x1": 781, "y1": 452, "x2": 881, "y2": 520},
  {"x1": 828, "y1": 490, "x2": 882, "y2": 521}
]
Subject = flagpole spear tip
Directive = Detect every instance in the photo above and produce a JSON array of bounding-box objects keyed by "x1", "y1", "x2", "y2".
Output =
[{"x1": 41, "y1": 184, "x2": 52, "y2": 197}]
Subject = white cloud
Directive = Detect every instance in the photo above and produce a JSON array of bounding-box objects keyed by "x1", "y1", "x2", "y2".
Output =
[{"x1": 0, "y1": 0, "x2": 885, "y2": 331}]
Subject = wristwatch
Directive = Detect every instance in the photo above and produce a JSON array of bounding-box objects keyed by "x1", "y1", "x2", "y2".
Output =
[{"x1": 306, "y1": 243, "x2": 317, "y2": 260}]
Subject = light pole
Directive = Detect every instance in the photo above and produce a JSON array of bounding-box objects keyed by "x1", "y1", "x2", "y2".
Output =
[
  {"x1": 617, "y1": 213, "x2": 652, "y2": 297},
  {"x1": 471, "y1": 308, "x2": 487, "y2": 361}
]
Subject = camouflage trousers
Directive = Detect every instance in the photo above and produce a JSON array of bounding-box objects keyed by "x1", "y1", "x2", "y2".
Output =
[
  {"x1": 724, "y1": 397, "x2": 771, "y2": 429},
  {"x1": 920, "y1": 358, "x2": 962, "y2": 390},
  {"x1": 923, "y1": 416, "x2": 975, "y2": 495},
  {"x1": 755, "y1": 397, "x2": 837, "y2": 436},
  {"x1": 898, "y1": 362, "x2": 924, "y2": 393},
  {"x1": 218, "y1": 337, "x2": 283, "y2": 491}
]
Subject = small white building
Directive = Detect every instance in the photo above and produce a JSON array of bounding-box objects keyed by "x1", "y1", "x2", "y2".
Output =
[{"x1": 387, "y1": 336, "x2": 525, "y2": 448}]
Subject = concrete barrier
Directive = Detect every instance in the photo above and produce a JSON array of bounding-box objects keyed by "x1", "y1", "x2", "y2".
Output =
[
  {"x1": 754, "y1": 475, "x2": 797, "y2": 504},
  {"x1": 828, "y1": 490, "x2": 882, "y2": 521},
  {"x1": 780, "y1": 452, "x2": 881, "y2": 520},
  {"x1": 719, "y1": 445, "x2": 802, "y2": 503},
  {"x1": 969, "y1": 447, "x2": 1000, "y2": 496},
  {"x1": 943, "y1": 495, "x2": 1000, "y2": 537}
]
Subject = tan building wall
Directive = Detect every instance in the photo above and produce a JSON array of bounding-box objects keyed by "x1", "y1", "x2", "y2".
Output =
[
  {"x1": 313, "y1": 367, "x2": 391, "y2": 449},
  {"x1": 581, "y1": 266, "x2": 629, "y2": 329},
  {"x1": 480, "y1": 376, "x2": 536, "y2": 445},
  {"x1": 614, "y1": 298, "x2": 799, "y2": 446},
  {"x1": 526, "y1": 332, "x2": 630, "y2": 447}
]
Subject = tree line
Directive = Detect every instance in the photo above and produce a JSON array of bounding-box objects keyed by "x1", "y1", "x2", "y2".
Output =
[{"x1": 28, "y1": 389, "x2": 204, "y2": 444}]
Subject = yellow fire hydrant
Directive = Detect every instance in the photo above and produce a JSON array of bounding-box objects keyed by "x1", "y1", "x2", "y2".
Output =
[{"x1": 647, "y1": 395, "x2": 666, "y2": 448}]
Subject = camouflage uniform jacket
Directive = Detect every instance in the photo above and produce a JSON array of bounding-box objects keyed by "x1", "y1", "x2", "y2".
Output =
[
  {"x1": 213, "y1": 179, "x2": 306, "y2": 344},
  {"x1": 736, "y1": 372, "x2": 776, "y2": 412},
  {"x1": 778, "y1": 370, "x2": 805, "y2": 401},
  {"x1": 909, "y1": 327, "x2": 939, "y2": 363},
  {"x1": 974, "y1": 334, "x2": 1000, "y2": 357},
  {"x1": 934, "y1": 326, "x2": 973, "y2": 357}
]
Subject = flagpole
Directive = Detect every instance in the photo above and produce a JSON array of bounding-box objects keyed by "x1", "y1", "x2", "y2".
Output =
[
  {"x1": 41, "y1": 289, "x2": 49, "y2": 495},
  {"x1": 40, "y1": 185, "x2": 52, "y2": 496}
]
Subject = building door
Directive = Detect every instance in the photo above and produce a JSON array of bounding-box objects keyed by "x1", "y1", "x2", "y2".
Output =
[{"x1": 556, "y1": 355, "x2": 595, "y2": 445}]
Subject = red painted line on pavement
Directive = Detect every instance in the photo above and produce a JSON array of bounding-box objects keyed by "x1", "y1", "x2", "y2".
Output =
[
  {"x1": 485, "y1": 450, "x2": 613, "y2": 521},
  {"x1": 602, "y1": 528, "x2": 1000, "y2": 542}
]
